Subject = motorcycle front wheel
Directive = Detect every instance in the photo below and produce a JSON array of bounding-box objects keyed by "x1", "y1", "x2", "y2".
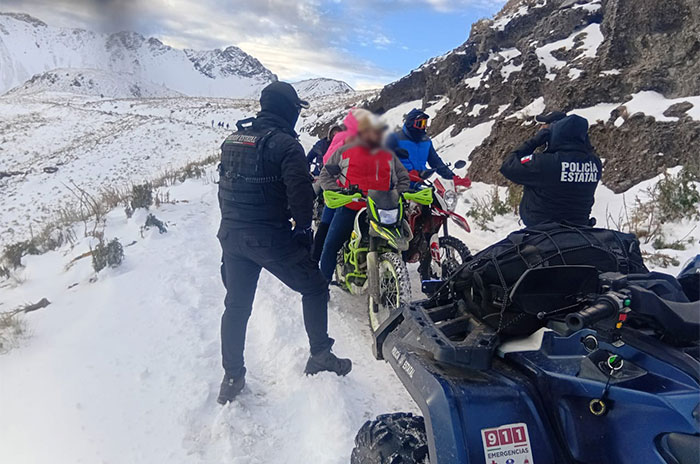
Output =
[
  {"x1": 369, "y1": 252, "x2": 411, "y2": 332},
  {"x1": 420, "y1": 235, "x2": 472, "y2": 282}
]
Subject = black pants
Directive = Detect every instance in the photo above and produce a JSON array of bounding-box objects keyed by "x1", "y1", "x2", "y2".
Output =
[{"x1": 218, "y1": 225, "x2": 333, "y2": 379}]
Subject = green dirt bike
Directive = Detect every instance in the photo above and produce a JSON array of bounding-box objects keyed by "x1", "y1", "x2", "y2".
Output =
[{"x1": 324, "y1": 187, "x2": 434, "y2": 332}]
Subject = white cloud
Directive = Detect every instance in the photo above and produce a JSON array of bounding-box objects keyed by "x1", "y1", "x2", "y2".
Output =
[{"x1": 1, "y1": 0, "x2": 505, "y2": 88}]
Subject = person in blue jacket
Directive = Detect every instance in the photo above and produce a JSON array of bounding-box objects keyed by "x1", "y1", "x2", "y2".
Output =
[{"x1": 386, "y1": 109, "x2": 453, "y2": 179}]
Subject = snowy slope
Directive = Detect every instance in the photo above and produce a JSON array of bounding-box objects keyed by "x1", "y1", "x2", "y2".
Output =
[
  {"x1": 0, "y1": 92, "x2": 256, "y2": 246},
  {"x1": 0, "y1": 175, "x2": 417, "y2": 464},
  {"x1": 0, "y1": 12, "x2": 276, "y2": 98},
  {"x1": 6, "y1": 68, "x2": 183, "y2": 98},
  {"x1": 293, "y1": 78, "x2": 354, "y2": 101}
]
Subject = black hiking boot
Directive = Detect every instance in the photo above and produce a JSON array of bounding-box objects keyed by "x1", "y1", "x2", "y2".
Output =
[
  {"x1": 217, "y1": 374, "x2": 245, "y2": 405},
  {"x1": 304, "y1": 350, "x2": 352, "y2": 376}
]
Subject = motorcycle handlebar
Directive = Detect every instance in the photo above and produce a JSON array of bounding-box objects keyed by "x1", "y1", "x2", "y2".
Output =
[{"x1": 565, "y1": 297, "x2": 617, "y2": 331}]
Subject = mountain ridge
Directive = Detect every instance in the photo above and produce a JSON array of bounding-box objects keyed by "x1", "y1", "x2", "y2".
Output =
[
  {"x1": 367, "y1": 0, "x2": 700, "y2": 193},
  {"x1": 0, "y1": 12, "x2": 276, "y2": 98}
]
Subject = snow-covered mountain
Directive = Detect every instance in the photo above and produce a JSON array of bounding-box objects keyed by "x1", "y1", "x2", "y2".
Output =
[
  {"x1": 6, "y1": 68, "x2": 183, "y2": 98},
  {"x1": 0, "y1": 12, "x2": 277, "y2": 98},
  {"x1": 293, "y1": 78, "x2": 354, "y2": 101}
]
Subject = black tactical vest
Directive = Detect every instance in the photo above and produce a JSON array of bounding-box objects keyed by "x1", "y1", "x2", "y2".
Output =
[{"x1": 218, "y1": 119, "x2": 281, "y2": 206}]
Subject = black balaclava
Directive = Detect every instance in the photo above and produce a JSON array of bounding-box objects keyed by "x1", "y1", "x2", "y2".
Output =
[{"x1": 260, "y1": 82, "x2": 307, "y2": 129}]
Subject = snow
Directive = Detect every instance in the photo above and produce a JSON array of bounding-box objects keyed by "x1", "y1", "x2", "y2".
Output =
[
  {"x1": 380, "y1": 99, "x2": 423, "y2": 131},
  {"x1": 0, "y1": 92, "x2": 255, "y2": 247},
  {"x1": 292, "y1": 78, "x2": 354, "y2": 101},
  {"x1": 506, "y1": 97, "x2": 546, "y2": 120},
  {"x1": 497, "y1": 47, "x2": 524, "y2": 82},
  {"x1": 622, "y1": 91, "x2": 700, "y2": 122},
  {"x1": 432, "y1": 121, "x2": 496, "y2": 169},
  {"x1": 7, "y1": 68, "x2": 183, "y2": 99},
  {"x1": 0, "y1": 176, "x2": 416, "y2": 463},
  {"x1": 498, "y1": 48, "x2": 522, "y2": 61},
  {"x1": 568, "y1": 68, "x2": 583, "y2": 79},
  {"x1": 0, "y1": 13, "x2": 274, "y2": 98},
  {"x1": 468, "y1": 104, "x2": 487, "y2": 117},
  {"x1": 1, "y1": 84, "x2": 698, "y2": 464},
  {"x1": 535, "y1": 23, "x2": 604, "y2": 75},
  {"x1": 600, "y1": 69, "x2": 621, "y2": 76},
  {"x1": 464, "y1": 55, "x2": 494, "y2": 89},
  {"x1": 573, "y1": 1, "x2": 602, "y2": 12},
  {"x1": 424, "y1": 96, "x2": 449, "y2": 119},
  {"x1": 569, "y1": 102, "x2": 620, "y2": 123},
  {"x1": 491, "y1": 5, "x2": 529, "y2": 31},
  {"x1": 501, "y1": 62, "x2": 524, "y2": 81}
]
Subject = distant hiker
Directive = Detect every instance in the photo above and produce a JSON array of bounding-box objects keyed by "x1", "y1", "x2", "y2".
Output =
[
  {"x1": 307, "y1": 125, "x2": 343, "y2": 176},
  {"x1": 226, "y1": 123, "x2": 230, "y2": 130},
  {"x1": 311, "y1": 109, "x2": 362, "y2": 263},
  {"x1": 216, "y1": 81, "x2": 352, "y2": 404},
  {"x1": 500, "y1": 112, "x2": 602, "y2": 227},
  {"x1": 318, "y1": 111, "x2": 410, "y2": 282},
  {"x1": 211, "y1": 119, "x2": 215, "y2": 128},
  {"x1": 386, "y1": 108, "x2": 453, "y2": 179}
]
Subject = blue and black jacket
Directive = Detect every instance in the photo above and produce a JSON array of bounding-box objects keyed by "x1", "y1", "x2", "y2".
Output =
[{"x1": 386, "y1": 109, "x2": 453, "y2": 179}]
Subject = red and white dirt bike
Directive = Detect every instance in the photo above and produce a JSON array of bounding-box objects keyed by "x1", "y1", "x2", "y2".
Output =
[{"x1": 404, "y1": 160, "x2": 473, "y2": 283}]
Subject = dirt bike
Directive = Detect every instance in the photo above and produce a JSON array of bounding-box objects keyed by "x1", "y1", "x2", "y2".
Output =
[
  {"x1": 404, "y1": 160, "x2": 473, "y2": 283},
  {"x1": 323, "y1": 187, "x2": 434, "y2": 332}
]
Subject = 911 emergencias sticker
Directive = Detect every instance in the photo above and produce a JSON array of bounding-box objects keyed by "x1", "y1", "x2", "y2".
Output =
[{"x1": 481, "y1": 422, "x2": 534, "y2": 464}]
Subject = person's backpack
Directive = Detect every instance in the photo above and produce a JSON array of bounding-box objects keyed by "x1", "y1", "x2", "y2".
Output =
[{"x1": 458, "y1": 223, "x2": 648, "y2": 335}]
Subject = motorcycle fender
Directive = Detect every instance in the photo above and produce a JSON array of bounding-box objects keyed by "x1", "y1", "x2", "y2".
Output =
[
  {"x1": 367, "y1": 251, "x2": 379, "y2": 300},
  {"x1": 448, "y1": 212, "x2": 471, "y2": 233}
]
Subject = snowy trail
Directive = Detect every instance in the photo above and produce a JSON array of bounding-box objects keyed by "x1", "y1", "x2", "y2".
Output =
[{"x1": 0, "y1": 178, "x2": 416, "y2": 464}]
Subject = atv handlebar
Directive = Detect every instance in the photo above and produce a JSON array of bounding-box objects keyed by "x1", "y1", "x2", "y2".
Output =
[{"x1": 566, "y1": 294, "x2": 620, "y2": 331}]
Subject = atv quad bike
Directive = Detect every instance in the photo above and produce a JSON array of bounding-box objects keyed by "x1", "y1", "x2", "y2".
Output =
[
  {"x1": 324, "y1": 187, "x2": 433, "y2": 332},
  {"x1": 352, "y1": 259, "x2": 700, "y2": 464}
]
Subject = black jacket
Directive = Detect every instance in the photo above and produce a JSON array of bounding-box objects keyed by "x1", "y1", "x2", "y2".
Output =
[
  {"x1": 306, "y1": 138, "x2": 330, "y2": 175},
  {"x1": 500, "y1": 115, "x2": 602, "y2": 226},
  {"x1": 219, "y1": 111, "x2": 315, "y2": 230}
]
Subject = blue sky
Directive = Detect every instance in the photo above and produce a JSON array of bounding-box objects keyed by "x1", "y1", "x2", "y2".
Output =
[{"x1": 4, "y1": 0, "x2": 506, "y2": 89}]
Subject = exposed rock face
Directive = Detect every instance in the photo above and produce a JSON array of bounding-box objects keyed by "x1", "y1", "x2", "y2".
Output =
[
  {"x1": 184, "y1": 47, "x2": 277, "y2": 81},
  {"x1": 368, "y1": 0, "x2": 700, "y2": 192}
]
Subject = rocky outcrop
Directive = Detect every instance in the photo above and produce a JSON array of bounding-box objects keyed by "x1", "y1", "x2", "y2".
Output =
[{"x1": 369, "y1": 0, "x2": 700, "y2": 192}]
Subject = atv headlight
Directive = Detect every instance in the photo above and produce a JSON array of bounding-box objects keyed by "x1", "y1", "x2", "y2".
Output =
[
  {"x1": 378, "y1": 208, "x2": 399, "y2": 225},
  {"x1": 444, "y1": 190, "x2": 458, "y2": 211}
]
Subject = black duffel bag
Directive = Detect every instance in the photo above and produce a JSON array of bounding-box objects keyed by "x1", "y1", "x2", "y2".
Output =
[{"x1": 459, "y1": 222, "x2": 648, "y2": 335}]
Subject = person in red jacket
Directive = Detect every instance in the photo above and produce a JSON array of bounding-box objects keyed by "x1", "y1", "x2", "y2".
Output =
[{"x1": 317, "y1": 111, "x2": 410, "y2": 282}]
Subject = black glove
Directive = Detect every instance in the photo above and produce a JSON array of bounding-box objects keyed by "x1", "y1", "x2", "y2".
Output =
[
  {"x1": 292, "y1": 224, "x2": 313, "y2": 251},
  {"x1": 531, "y1": 128, "x2": 551, "y2": 147}
]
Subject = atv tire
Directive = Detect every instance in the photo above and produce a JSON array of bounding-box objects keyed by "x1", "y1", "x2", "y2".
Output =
[
  {"x1": 420, "y1": 235, "x2": 472, "y2": 282},
  {"x1": 369, "y1": 252, "x2": 411, "y2": 332},
  {"x1": 351, "y1": 413, "x2": 429, "y2": 464}
]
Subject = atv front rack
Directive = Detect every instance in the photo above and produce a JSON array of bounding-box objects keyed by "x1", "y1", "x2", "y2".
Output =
[{"x1": 374, "y1": 299, "x2": 499, "y2": 370}]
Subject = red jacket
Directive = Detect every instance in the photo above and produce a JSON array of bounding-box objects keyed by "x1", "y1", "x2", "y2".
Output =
[{"x1": 319, "y1": 142, "x2": 411, "y2": 210}]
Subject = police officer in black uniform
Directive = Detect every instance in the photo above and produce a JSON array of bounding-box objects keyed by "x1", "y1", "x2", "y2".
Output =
[
  {"x1": 217, "y1": 82, "x2": 351, "y2": 404},
  {"x1": 500, "y1": 112, "x2": 602, "y2": 227}
]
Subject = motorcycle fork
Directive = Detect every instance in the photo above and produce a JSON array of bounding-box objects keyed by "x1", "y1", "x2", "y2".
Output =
[{"x1": 367, "y1": 235, "x2": 380, "y2": 302}]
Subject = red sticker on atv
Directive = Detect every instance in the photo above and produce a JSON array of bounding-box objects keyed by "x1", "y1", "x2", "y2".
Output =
[{"x1": 481, "y1": 422, "x2": 534, "y2": 464}]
